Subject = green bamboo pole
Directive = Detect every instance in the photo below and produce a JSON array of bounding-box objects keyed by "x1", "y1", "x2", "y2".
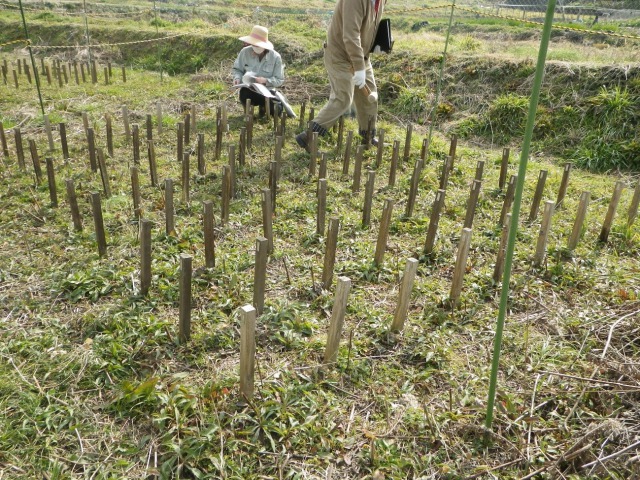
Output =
[
  {"x1": 18, "y1": 0, "x2": 45, "y2": 115},
  {"x1": 485, "y1": 0, "x2": 557, "y2": 430}
]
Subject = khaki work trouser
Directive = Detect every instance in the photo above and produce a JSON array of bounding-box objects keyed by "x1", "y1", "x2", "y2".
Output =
[{"x1": 313, "y1": 46, "x2": 378, "y2": 133}]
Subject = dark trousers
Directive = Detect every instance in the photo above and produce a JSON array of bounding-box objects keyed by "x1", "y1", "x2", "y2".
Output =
[{"x1": 239, "y1": 87, "x2": 276, "y2": 115}]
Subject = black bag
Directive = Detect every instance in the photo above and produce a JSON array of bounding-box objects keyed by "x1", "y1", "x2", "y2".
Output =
[{"x1": 370, "y1": 19, "x2": 394, "y2": 53}]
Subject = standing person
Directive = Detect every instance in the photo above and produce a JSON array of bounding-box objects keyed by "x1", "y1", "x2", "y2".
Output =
[
  {"x1": 232, "y1": 25, "x2": 285, "y2": 116},
  {"x1": 296, "y1": 0, "x2": 386, "y2": 152}
]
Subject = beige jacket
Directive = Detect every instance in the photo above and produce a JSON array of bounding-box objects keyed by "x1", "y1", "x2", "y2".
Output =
[{"x1": 326, "y1": 0, "x2": 386, "y2": 72}]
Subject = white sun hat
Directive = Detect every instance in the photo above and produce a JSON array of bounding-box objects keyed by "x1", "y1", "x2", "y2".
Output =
[{"x1": 239, "y1": 25, "x2": 274, "y2": 51}]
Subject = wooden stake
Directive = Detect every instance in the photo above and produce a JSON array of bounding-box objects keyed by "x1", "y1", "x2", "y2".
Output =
[
  {"x1": 130, "y1": 166, "x2": 141, "y2": 217},
  {"x1": 197, "y1": 133, "x2": 205, "y2": 175},
  {"x1": 66, "y1": 179, "x2": 82, "y2": 231},
  {"x1": 556, "y1": 163, "x2": 572, "y2": 209},
  {"x1": 0, "y1": 122, "x2": 8, "y2": 158},
  {"x1": 59, "y1": 123, "x2": 69, "y2": 160},
  {"x1": 253, "y1": 237, "x2": 268, "y2": 315},
  {"x1": 12, "y1": 69, "x2": 18, "y2": 89},
  {"x1": 122, "y1": 105, "x2": 131, "y2": 142},
  {"x1": 80, "y1": 63, "x2": 86, "y2": 83},
  {"x1": 28, "y1": 139, "x2": 43, "y2": 184},
  {"x1": 599, "y1": 181, "x2": 625, "y2": 243},
  {"x1": 121, "y1": 65, "x2": 126, "y2": 83},
  {"x1": 132, "y1": 124, "x2": 140, "y2": 165},
  {"x1": 261, "y1": 188, "x2": 274, "y2": 254},
  {"x1": 203, "y1": 201, "x2": 216, "y2": 268},
  {"x1": 184, "y1": 113, "x2": 191, "y2": 146},
  {"x1": 91, "y1": 60, "x2": 98, "y2": 84},
  {"x1": 246, "y1": 106, "x2": 254, "y2": 152},
  {"x1": 181, "y1": 153, "x2": 190, "y2": 203},
  {"x1": 499, "y1": 174, "x2": 517, "y2": 226},
  {"x1": 528, "y1": 169, "x2": 548, "y2": 222},
  {"x1": 336, "y1": 116, "x2": 344, "y2": 155},
  {"x1": 463, "y1": 180, "x2": 482, "y2": 229},
  {"x1": 390, "y1": 258, "x2": 419, "y2": 332},
  {"x1": 405, "y1": 159, "x2": 424, "y2": 218},
  {"x1": 190, "y1": 103, "x2": 197, "y2": 134},
  {"x1": 165, "y1": 179, "x2": 175, "y2": 235},
  {"x1": 103, "y1": 66, "x2": 109, "y2": 85},
  {"x1": 274, "y1": 135, "x2": 283, "y2": 168},
  {"x1": 534, "y1": 201, "x2": 555, "y2": 267},
  {"x1": 322, "y1": 217, "x2": 340, "y2": 290},
  {"x1": 403, "y1": 124, "x2": 413, "y2": 167},
  {"x1": 73, "y1": 62, "x2": 79, "y2": 85},
  {"x1": 498, "y1": 148, "x2": 510, "y2": 190},
  {"x1": 43, "y1": 115, "x2": 54, "y2": 152},
  {"x1": 82, "y1": 112, "x2": 89, "y2": 134},
  {"x1": 239, "y1": 304, "x2": 256, "y2": 400},
  {"x1": 298, "y1": 101, "x2": 306, "y2": 130},
  {"x1": 221, "y1": 165, "x2": 230, "y2": 224},
  {"x1": 14, "y1": 127, "x2": 25, "y2": 170},
  {"x1": 388, "y1": 140, "x2": 399, "y2": 187},
  {"x1": 176, "y1": 122, "x2": 184, "y2": 163},
  {"x1": 45, "y1": 158, "x2": 57, "y2": 207},
  {"x1": 86, "y1": 127, "x2": 97, "y2": 172},
  {"x1": 352, "y1": 144, "x2": 364, "y2": 193},
  {"x1": 228, "y1": 145, "x2": 236, "y2": 198},
  {"x1": 179, "y1": 254, "x2": 192, "y2": 344},
  {"x1": 449, "y1": 227, "x2": 472, "y2": 307},
  {"x1": 362, "y1": 170, "x2": 376, "y2": 228},
  {"x1": 342, "y1": 131, "x2": 353, "y2": 175},
  {"x1": 448, "y1": 134, "x2": 458, "y2": 170},
  {"x1": 627, "y1": 181, "x2": 640, "y2": 228},
  {"x1": 375, "y1": 128, "x2": 385, "y2": 168},
  {"x1": 105, "y1": 113, "x2": 114, "y2": 157},
  {"x1": 140, "y1": 218, "x2": 152, "y2": 296},
  {"x1": 309, "y1": 131, "x2": 318, "y2": 176},
  {"x1": 45, "y1": 65, "x2": 51, "y2": 85},
  {"x1": 438, "y1": 155, "x2": 451, "y2": 191},
  {"x1": 309, "y1": 106, "x2": 315, "y2": 124},
  {"x1": 317, "y1": 178, "x2": 327, "y2": 236},
  {"x1": 90, "y1": 192, "x2": 107, "y2": 257},
  {"x1": 146, "y1": 114, "x2": 153, "y2": 141},
  {"x1": 147, "y1": 140, "x2": 158, "y2": 187},
  {"x1": 568, "y1": 191, "x2": 590, "y2": 251},
  {"x1": 319, "y1": 153, "x2": 328, "y2": 180},
  {"x1": 475, "y1": 160, "x2": 485, "y2": 182},
  {"x1": 493, "y1": 213, "x2": 511, "y2": 283},
  {"x1": 374, "y1": 198, "x2": 394, "y2": 266},
  {"x1": 97, "y1": 148, "x2": 111, "y2": 198},
  {"x1": 324, "y1": 276, "x2": 352, "y2": 365},
  {"x1": 239, "y1": 127, "x2": 246, "y2": 167},
  {"x1": 269, "y1": 161, "x2": 278, "y2": 214},
  {"x1": 424, "y1": 189, "x2": 446, "y2": 255}
]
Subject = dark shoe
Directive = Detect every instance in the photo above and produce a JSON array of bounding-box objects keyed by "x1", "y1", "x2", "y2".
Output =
[{"x1": 295, "y1": 132, "x2": 310, "y2": 153}]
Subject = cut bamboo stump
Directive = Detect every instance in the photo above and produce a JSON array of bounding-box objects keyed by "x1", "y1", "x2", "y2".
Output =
[
  {"x1": 253, "y1": 237, "x2": 268, "y2": 315},
  {"x1": 375, "y1": 128, "x2": 385, "y2": 168},
  {"x1": 324, "y1": 276, "x2": 352, "y2": 365},
  {"x1": 184, "y1": 113, "x2": 191, "y2": 147},
  {"x1": 424, "y1": 189, "x2": 446, "y2": 255},
  {"x1": 534, "y1": 201, "x2": 555, "y2": 267},
  {"x1": 374, "y1": 198, "x2": 394, "y2": 266},
  {"x1": 403, "y1": 124, "x2": 413, "y2": 167},
  {"x1": 499, "y1": 175, "x2": 517, "y2": 226},
  {"x1": 203, "y1": 201, "x2": 216, "y2": 268},
  {"x1": 269, "y1": 161, "x2": 278, "y2": 213},
  {"x1": 239, "y1": 127, "x2": 247, "y2": 167},
  {"x1": 194, "y1": 133, "x2": 204, "y2": 176},
  {"x1": 165, "y1": 179, "x2": 175, "y2": 235},
  {"x1": 475, "y1": 160, "x2": 485, "y2": 182},
  {"x1": 498, "y1": 148, "x2": 510, "y2": 190},
  {"x1": 66, "y1": 179, "x2": 82, "y2": 231},
  {"x1": 0, "y1": 122, "x2": 9, "y2": 157},
  {"x1": 148, "y1": 140, "x2": 158, "y2": 187},
  {"x1": 627, "y1": 181, "x2": 640, "y2": 228},
  {"x1": 390, "y1": 258, "x2": 419, "y2": 332},
  {"x1": 322, "y1": 217, "x2": 340, "y2": 290},
  {"x1": 91, "y1": 192, "x2": 107, "y2": 257},
  {"x1": 317, "y1": 179, "x2": 327, "y2": 236},
  {"x1": 420, "y1": 137, "x2": 429, "y2": 161},
  {"x1": 261, "y1": 188, "x2": 274, "y2": 254},
  {"x1": 87, "y1": 127, "x2": 98, "y2": 172},
  {"x1": 463, "y1": 180, "x2": 482, "y2": 229},
  {"x1": 448, "y1": 134, "x2": 458, "y2": 171},
  {"x1": 146, "y1": 114, "x2": 153, "y2": 141},
  {"x1": 362, "y1": 170, "x2": 375, "y2": 228},
  {"x1": 493, "y1": 213, "x2": 511, "y2": 283},
  {"x1": 14, "y1": 127, "x2": 25, "y2": 170},
  {"x1": 215, "y1": 118, "x2": 223, "y2": 161},
  {"x1": 319, "y1": 153, "x2": 328, "y2": 180},
  {"x1": 181, "y1": 153, "x2": 190, "y2": 203},
  {"x1": 97, "y1": 148, "x2": 111, "y2": 198},
  {"x1": 352, "y1": 145, "x2": 364, "y2": 193},
  {"x1": 221, "y1": 165, "x2": 230, "y2": 224},
  {"x1": 239, "y1": 304, "x2": 257, "y2": 400},
  {"x1": 105, "y1": 114, "x2": 114, "y2": 157},
  {"x1": 309, "y1": 132, "x2": 319, "y2": 176},
  {"x1": 528, "y1": 170, "x2": 548, "y2": 222},
  {"x1": 28, "y1": 139, "x2": 43, "y2": 185},
  {"x1": 179, "y1": 254, "x2": 192, "y2": 344},
  {"x1": 388, "y1": 140, "x2": 399, "y2": 187},
  {"x1": 405, "y1": 160, "x2": 424, "y2": 218},
  {"x1": 342, "y1": 131, "x2": 353, "y2": 175},
  {"x1": 122, "y1": 105, "x2": 131, "y2": 142},
  {"x1": 599, "y1": 181, "x2": 625, "y2": 243},
  {"x1": 568, "y1": 192, "x2": 590, "y2": 251},
  {"x1": 556, "y1": 163, "x2": 572, "y2": 209},
  {"x1": 130, "y1": 166, "x2": 141, "y2": 217},
  {"x1": 45, "y1": 158, "x2": 57, "y2": 207},
  {"x1": 140, "y1": 218, "x2": 152, "y2": 296},
  {"x1": 59, "y1": 123, "x2": 70, "y2": 160},
  {"x1": 449, "y1": 228, "x2": 472, "y2": 307},
  {"x1": 82, "y1": 112, "x2": 90, "y2": 134},
  {"x1": 438, "y1": 155, "x2": 451, "y2": 191}
]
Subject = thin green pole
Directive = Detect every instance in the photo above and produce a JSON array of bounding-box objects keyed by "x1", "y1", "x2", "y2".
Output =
[
  {"x1": 18, "y1": 0, "x2": 45, "y2": 115},
  {"x1": 83, "y1": 0, "x2": 93, "y2": 68},
  {"x1": 425, "y1": 0, "x2": 456, "y2": 159},
  {"x1": 485, "y1": 0, "x2": 557, "y2": 430},
  {"x1": 154, "y1": 0, "x2": 163, "y2": 82}
]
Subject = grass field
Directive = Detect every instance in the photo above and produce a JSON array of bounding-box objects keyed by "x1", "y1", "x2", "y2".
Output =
[{"x1": 1, "y1": 1, "x2": 639, "y2": 479}]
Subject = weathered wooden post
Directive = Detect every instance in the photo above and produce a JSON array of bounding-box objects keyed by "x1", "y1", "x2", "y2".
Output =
[
  {"x1": 239, "y1": 127, "x2": 247, "y2": 167},
  {"x1": 336, "y1": 116, "x2": 344, "y2": 154},
  {"x1": 196, "y1": 133, "x2": 205, "y2": 175},
  {"x1": 179, "y1": 254, "x2": 192, "y2": 343},
  {"x1": 498, "y1": 148, "x2": 510, "y2": 190},
  {"x1": 96, "y1": 149, "x2": 111, "y2": 198},
  {"x1": 91, "y1": 192, "x2": 107, "y2": 257},
  {"x1": 352, "y1": 145, "x2": 364, "y2": 193},
  {"x1": 438, "y1": 156, "x2": 451, "y2": 190},
  {"x1": 86, "y1": 127, "x2": 97, "y2": 172},
  {"x1": 146, "y1": 114, "x2": 153, "y2": 141},
  {"x1": 261, "y1": 188, "x2": 274, "y2": 254},
  {"x1": 449, "y1": 228, "x2": 472, "y2": 307},
  {"x1": 132, "y1": 124, "x2": 141, "y2": 164},
  {"x1": 322, "y1": 217, "x2": 340, "y2": 290},
  {"x1": 499, "y1": 175, "x2": 517, "y2": 226},
  {"x1": 122, "y1": 105, "x2": 131, "y2": 142},
  {"x1": 568, "y1": 192, "x2": 590, "y2": 251},
  {"x1": 0, "y1": 122, "x2": 9, "y2": 158},
  {"x1": 424, "y1": 189, "x2": 446, "y2": 255},
  {"x1": 448, "y1": 134, "x2": 458, "y2": 170},
  {"x1": 140, "y1": 218, "x2": 152, "y2": 296},
  {"x1": 181, "y1": 153, "x2": 190, "y2": 203},
  {"x1": 403, "y1": 124, "x2": 413, "y2": 167},
  {"x1": 147, "y1": 140, "x2": 158, "y2": 187},
  {"x1": 269, "y1": 161, "x2": 278, "y2": 213},
  {"x1": 528, "y1": 170, "x2": 548, "y2": 222},
  {"x1": 390, "y1": 258, "x2": 419, "y2": 332},
  {"x1": 130, "y1": 166, "x2": 141, "y2": 217},
  {"x1": 59, "y1": 123, "x2": 70, "y2": 160},
  {"x1": 105, "y1": 113, "x2": 114, "y2": 157},
  {"x1": 184, "y1": 113, "x2": 191, "y2": 147},
  {"x1": 463, "y1": 180, "x2": 482, "y2": 229},
  {"x1": 14, "y1": 127, "x2": 25, "y2": 170},
  {"x1": 627, "y1": 181, "x2": 640, "y2": 228},
  {"x1": 375, "y1": 128, "x2": 385, "y2": 168},
  {"x1": 534, "y1": 201, "x2": 555, "y2": 267},
  {"x1": 203, "y1": 201, "x2": 216, "y2": 268},
  {"x1": 475, "y1": 160, "x2": 485, "y2": 182},
  {"x1": 493, "y1": 213, "x2": 511, "y2": 283},
  {"x1": 309, "y1": 131, "x2": 319, "y2": 176},
  {"x1": 298, "y1": 101, "x2": 306, "y2": 130},
  {"x1": 319, "y1": 153, "x2": 328, "y2": 180},
  {"x1": 405, "y1": 159, "x2": 424, "y2": 218},
  {"x1": 362, "y1": 170, "x2": 375, "y2": 228},
  {"x1": 176, "y1": 122, "x2": 184, "y2": 163},
  {"x1": 221, "y1": 165, "x2": 230, "y2": 224},
  {"x1": 45, "y1": 158, "x2": 57, "y2": 206},
  {"x1": 374, "y1": 198, "x2": 394, "y2": 266},
  {"x1": 43, "y1": 115, "x2": 55, "y2": 152},
  {"x1": 66, "y1": 179, "x2": 82, "y2": 231},
  {"x1": 253, "y1": 237, "x2": 268, "y2": 315},
  {"x1": 165, "y1": 179, "x2": 175, "y2": 235},
  {"x1": 228, "y1": 145, "x2": 236, "y2": 198},
  {"x1": 342, "y1": 131, "x2": 353, "y2": 175},
  {"x1": 388, "y1": 140, "x2": 399, "y2": 187},
  {"x1": 28, "y1": 139, "x2": 43, "y2": 185},
  {"x1": 239, "y1": 304, "x2": 257, "y2": 400},
  {"x1": 599, "y1": 181, "x2": 624, "y2": 243},
  {"x1": 324, "y1": 277, "x2": 352, "y2": 365},
  {"x1": 317, "y1": 178, "x2": 327, "y2": 236},
  {"x1": 556, "y1": 163, "x2": 572, "y2": 209}
]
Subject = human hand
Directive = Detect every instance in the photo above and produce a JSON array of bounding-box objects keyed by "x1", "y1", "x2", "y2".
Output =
[
  {"x1": 255, "y1": 76, "x2": 267, "y2": 84},
  {"x1": 352, "y1": 69, "x2": 366, "y2": 89}
]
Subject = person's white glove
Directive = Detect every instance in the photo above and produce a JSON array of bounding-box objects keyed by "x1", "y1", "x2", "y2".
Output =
[
  {"x1": 372, "y1": 45, "x2": 382, "y2": 54},
  {"x1": 352, "y1": 69, "x2": 366, "y2": 89}
]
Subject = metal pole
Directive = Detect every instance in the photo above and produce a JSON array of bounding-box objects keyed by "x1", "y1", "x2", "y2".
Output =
[
  {"x1": 18, "y1": 0, "x2": 45, "y2": 115},
  {"x1": 485, "y1": 0, "x2": 557, "y2": 430}
]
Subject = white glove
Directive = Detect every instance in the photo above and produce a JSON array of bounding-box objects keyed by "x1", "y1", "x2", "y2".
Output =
[
  {"x1": 373, "y1": 45, "x2": 382, "y2": 54},
  {"x1": 352, "y1": 69, "x2": 366, "y2": 89}
]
